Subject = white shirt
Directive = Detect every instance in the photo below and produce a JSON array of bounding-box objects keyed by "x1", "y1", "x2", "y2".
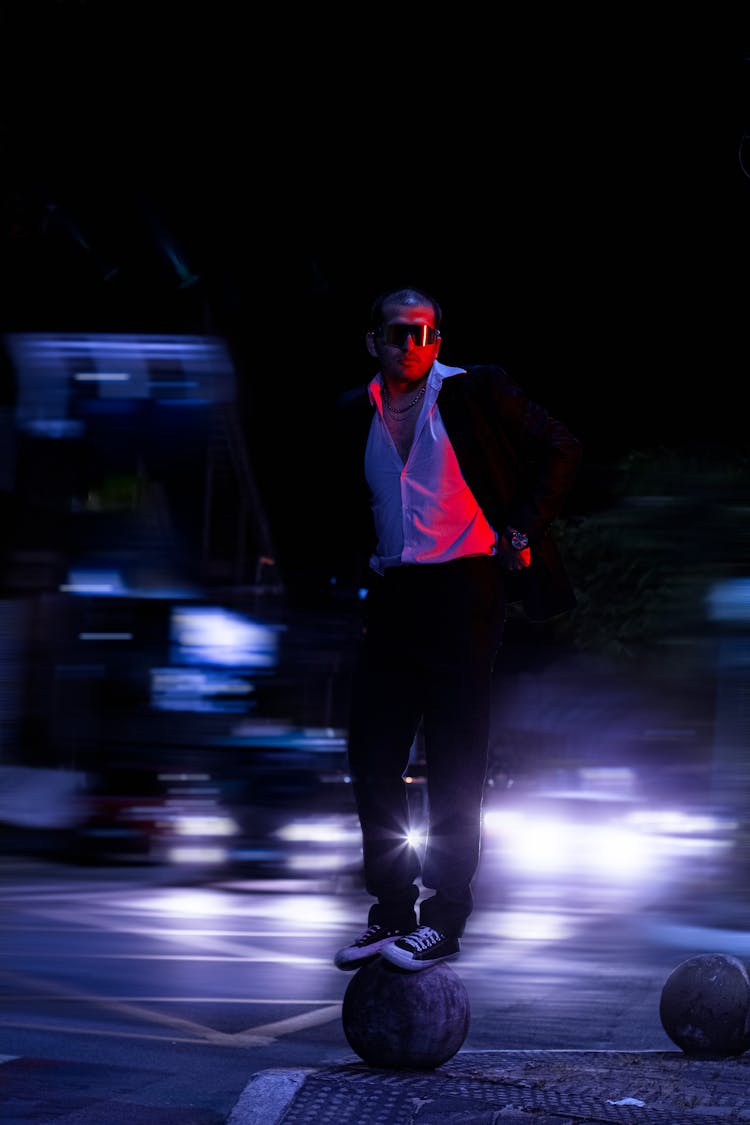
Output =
[{"x1": 365, "y1": 361, "x2": 498, "y2": 574}]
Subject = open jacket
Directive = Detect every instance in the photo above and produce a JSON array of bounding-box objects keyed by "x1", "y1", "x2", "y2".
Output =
[{"x1": 331, "y1": 364, "x2": 583, "y2": 622}]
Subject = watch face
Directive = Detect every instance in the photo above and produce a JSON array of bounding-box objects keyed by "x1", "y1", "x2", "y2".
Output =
[{"x1": 510, "y1": 530, "x2": 528, "y2": 550}]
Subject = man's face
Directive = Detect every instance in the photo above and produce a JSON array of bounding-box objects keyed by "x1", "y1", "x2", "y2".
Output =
[{"x1": 366, "y1": 301, "x2": 441, "y2": 384}]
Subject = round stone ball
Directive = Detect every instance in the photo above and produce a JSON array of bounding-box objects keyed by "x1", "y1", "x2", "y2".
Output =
[
  {"x1": 659, "y1": 952, "x2": 750, "y2": 1057},
  {"x1": 342, "y1": 957, "x2": 470, "y2": 1069}
]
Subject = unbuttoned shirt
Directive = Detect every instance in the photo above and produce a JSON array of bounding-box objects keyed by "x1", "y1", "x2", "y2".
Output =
[{"x1": 365, "y1": 361, "x2": 498, "y2": 575}]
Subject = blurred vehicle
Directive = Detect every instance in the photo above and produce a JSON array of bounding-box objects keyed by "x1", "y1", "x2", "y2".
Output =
[
  {"x1": 207, "y1": 724, "x2": 360, "y2": 878},
  {"x1": 67, "y1": 764, "x2": 240, "y2": 866},
  {"x1": 59, "y1": 725, "x2": 364, "y2": 878},
  {"x1": 471, "y1": 764, "x2": 739, "y2": 908},
  {"x1": 2, "y1": 730, "x2": 739, "y2": 913}
]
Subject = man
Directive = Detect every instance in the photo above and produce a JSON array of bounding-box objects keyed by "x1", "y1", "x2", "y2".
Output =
[{"x1": 331, "y1": 285, "x2": 582, "y2": 971}]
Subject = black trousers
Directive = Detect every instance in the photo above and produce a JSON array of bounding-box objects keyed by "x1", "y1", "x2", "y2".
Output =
[{"x1": 347, "y1": 555, "x2": 506, "y2": 938}]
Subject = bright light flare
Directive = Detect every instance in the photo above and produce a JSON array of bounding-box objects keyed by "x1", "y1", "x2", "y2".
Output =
[
  {"x1": 173, "y1": 814, "x2": 239, "y2": 837},
  {"x1": 274, "y1": 817, "x2": 361, "y2": 845},
  {"x1": 167, "y1": 845, "x2": 228, "y2": 865},
  {"x1": 484, "y1": 807, "x2": 649, "y2": 883},
  {"x1": 482, "y1": 801, "x2": 738, "y2": 886}
]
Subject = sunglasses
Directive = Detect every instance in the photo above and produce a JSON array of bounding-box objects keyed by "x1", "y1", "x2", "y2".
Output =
[{"x1": 380, "y1": 324, "x2": 440, "y2": 348}]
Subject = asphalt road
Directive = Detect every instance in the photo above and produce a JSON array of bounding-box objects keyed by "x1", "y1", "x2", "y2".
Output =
[{"x1": 2, "y1": 852, "x2": 748, "y2": 1122}]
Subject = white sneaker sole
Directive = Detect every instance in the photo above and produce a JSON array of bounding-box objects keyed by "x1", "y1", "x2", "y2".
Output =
[{"x1": 380, "y1": 945, "x2": 460, "y2": 971}]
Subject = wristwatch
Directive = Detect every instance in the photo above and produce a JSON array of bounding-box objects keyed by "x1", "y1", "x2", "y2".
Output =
[{"x1": 507, "y1": 527, "x2": 529, "y2": 551}]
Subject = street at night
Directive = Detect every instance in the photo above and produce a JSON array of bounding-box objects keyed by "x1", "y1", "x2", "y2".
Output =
[
  {"x1": 2, "y1": 803, "x2": 750, "y2": 1123},
  {"x1": 2, "y1": 11, "x2": 750, "y2": 1123}
]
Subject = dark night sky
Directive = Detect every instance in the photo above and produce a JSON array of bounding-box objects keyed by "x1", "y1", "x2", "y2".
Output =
[{"x1": 2, "y1": 8, "x2": 748, "y2": 573}]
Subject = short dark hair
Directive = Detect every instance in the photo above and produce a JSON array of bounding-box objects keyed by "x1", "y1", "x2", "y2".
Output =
[{"x1": 369, "y1": 286, "x2": 443, "y2": 333}]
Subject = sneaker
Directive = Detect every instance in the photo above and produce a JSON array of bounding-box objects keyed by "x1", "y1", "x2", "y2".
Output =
[
  {"x1": 334, "y1": 923, "x2": 405, "y2": 970},
  {"x1": 380, "y1": 925, "x2": 460, "y2": 971}
]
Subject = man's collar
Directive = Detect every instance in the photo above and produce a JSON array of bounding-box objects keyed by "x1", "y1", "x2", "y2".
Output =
[{"x1": 368, "y1": 360, "x2": 465, "y2": 403}]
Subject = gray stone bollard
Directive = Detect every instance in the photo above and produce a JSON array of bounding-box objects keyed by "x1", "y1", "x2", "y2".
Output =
[
  {"x1": 342, "y1": 957, "x2": 470, "y2": 1069},
  {"x1": 659, "y1": 952, "x2": 750, "y2": 1057}
]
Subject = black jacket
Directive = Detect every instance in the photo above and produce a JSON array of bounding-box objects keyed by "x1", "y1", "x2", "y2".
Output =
[{"x1": 331, "y1": 364, "x2": 583, "y2": 621}]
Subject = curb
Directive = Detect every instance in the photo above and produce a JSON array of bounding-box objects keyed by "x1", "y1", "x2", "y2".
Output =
[{"x1": 226, "y1": 1067, "x2": 315, "y2": 1125}]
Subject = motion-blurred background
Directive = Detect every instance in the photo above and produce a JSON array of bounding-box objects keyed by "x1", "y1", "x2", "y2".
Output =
[{"x1": 0, "y1": 7, "x2": 747, "y2": 910}]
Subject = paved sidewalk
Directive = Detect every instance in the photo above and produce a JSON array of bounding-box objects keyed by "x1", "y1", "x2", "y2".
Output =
[
  {"x1": 228, "y1": 1049, "x2": 750, "y2": 1124},
  {"x1": 6, "y1": 1046, "x2": 748, "y2": 1124}
]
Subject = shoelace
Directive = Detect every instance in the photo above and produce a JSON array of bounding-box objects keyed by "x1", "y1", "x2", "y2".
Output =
[
  {"x1": 355, "y1": 924, "x2": 387, "y2": 945},
  {"x1": 403, "y1": 925, "x2": 442, "y2": 950}
]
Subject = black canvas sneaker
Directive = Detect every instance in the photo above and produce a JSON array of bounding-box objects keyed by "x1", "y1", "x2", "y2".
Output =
[
  {"x1": 334, "y1": 923, "x2": 405, "y2": 970},
  {"x1": 380, "y1": 925, "x2": 460, "y2": 971}
]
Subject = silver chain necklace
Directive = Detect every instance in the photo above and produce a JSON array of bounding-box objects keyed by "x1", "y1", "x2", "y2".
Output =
[{"x1": 383, "y1": 382, "x2": 427, "y2": 416}]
